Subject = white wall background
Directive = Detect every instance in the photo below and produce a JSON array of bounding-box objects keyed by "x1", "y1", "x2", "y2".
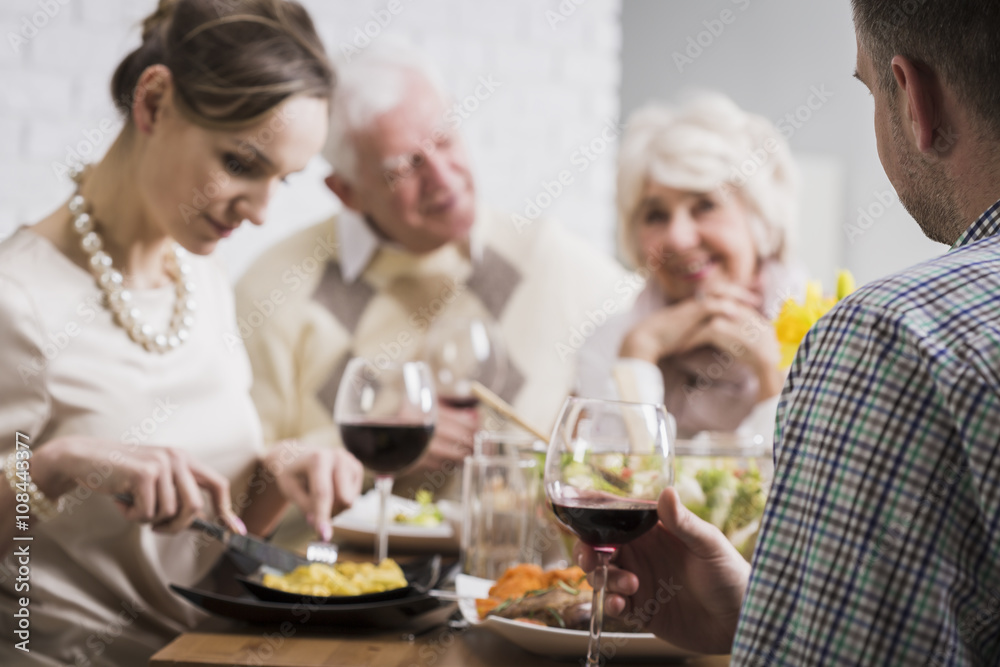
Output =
[
  {"x1": 620, "y1": 0, "x2": 945, "y2": 287},
  {"x1": 0, "y1": 0, "x2": 623, "y2": 279},
  {"x1": 2, "y1": 0, "x2": 950, "y2": 287}
]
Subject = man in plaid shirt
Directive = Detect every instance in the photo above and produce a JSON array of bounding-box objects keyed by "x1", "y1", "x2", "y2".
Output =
[{"x1": 581, "y1": 1, "x2": 1000, "y2": 664}]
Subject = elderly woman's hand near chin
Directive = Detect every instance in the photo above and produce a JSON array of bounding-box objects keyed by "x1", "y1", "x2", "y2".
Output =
[
  {"x1": 262, "y1": 440, "x2": 364, "y2": 541},
  {"x1": 619, "y1": 281, "x2": 784, "y2": 402}
]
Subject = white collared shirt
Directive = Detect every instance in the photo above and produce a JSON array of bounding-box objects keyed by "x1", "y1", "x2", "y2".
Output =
[{"x1": 336, "y1": 206, "x2": 483, "y2": 284}]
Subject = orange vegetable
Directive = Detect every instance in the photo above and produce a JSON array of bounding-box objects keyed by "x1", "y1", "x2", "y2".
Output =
[{"x1": 475, "y1": 563, "x2": 592, "y2": 620}]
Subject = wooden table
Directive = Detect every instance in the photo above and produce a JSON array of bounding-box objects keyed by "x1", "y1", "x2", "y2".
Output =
[{"x1": 151, "y1": 626, "x2": 731, "y2": 666}]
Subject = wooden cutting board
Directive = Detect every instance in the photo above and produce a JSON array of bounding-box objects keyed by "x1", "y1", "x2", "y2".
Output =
[
  {"x1": 149, "y1": 632, "x2": 415, "y2": 666},
  {"x1": 150, "y1": 630, "x2": 732, "y2": 666}
]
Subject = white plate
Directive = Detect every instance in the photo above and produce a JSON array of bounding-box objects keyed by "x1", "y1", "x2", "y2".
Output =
[
  {"x1": 456, "y1": 574, "x2": 698, "y2": 661},
  {"x1": 331, "y1": 489, "x2": 461, "y2": 553}
]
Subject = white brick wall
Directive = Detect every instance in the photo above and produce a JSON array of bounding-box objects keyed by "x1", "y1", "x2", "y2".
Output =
[{"x1": 1, "y1": 0, "x2": 623, "y2": 279}]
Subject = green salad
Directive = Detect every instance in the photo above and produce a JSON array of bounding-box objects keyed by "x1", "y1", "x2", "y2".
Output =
[
  {"x1": 560, "y1": 452, "x2": 667, "y2": 501},
  {"x1": 393, "y1": 490, "x2": 444, "y2": 527},
  {"x1": 675, "y1": 457, "x2": 767, "y2": 560}
]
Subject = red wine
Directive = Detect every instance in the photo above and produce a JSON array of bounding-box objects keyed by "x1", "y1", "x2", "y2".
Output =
[
  {"x1": 551, "y1": 500, "x2": 659, "y2": 548},
  {"x1": 440, "y1": 396, "x2": 479, "y2": 409},
  {"x1": 339, "y1": 423, "x2": 434, "y2": 474}
]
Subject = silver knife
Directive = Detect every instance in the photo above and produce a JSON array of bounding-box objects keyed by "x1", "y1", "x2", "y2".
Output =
[
  {"x1": 113, "y1": 493, "x2": 312, "y2": 571},
  {"x1": 189, "y1": 517, "x2": 312, "y2": 572}
]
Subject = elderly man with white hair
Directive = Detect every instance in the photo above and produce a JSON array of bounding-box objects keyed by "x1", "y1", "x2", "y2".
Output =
[
  {"x1": 576, "y1": 93, "x2": 803, "y2": 444},
  {"x1": 235, "y1": 45, "x2": 625, "y2": 511}
]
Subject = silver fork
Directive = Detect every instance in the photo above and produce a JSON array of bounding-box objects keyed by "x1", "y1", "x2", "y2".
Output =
[{"x1": 304, "y1": 541, "x2": 339, "y2": 564}]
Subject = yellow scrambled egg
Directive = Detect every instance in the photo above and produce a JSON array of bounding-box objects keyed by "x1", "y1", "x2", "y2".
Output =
[{"x1": 261, "y1": 559, "x2": 408, "y2": 597}]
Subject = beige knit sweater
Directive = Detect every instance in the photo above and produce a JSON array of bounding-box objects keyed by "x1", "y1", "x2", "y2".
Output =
[{"x1": 234, "y1": 208, "x2": 629, "y2": 497}]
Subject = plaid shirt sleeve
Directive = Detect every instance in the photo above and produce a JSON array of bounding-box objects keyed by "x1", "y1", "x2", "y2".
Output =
[{"x1": 731, "y1": 208, "x2": 1000, "y2": 666}]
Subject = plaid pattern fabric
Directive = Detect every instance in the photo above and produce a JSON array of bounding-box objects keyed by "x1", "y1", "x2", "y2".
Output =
[{"x1": 732, "y1": 200, "x2": 1000, "y2": 666}]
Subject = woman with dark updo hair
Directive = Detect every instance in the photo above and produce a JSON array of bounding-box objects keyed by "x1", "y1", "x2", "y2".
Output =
[{"x1": 0, "y1": 2, "x2": 362, "y2": 664}]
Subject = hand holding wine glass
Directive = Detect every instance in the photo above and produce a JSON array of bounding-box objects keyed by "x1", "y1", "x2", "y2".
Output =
[
  {"x1": 545, "y1": 397, "x2": 673, "y2": 667},
  {"x1": 575, "y1": 488, "x2": 751, "y2": 655},
  {"x1": 333, "y1": 358, "x2": 437, "y2": 562}
]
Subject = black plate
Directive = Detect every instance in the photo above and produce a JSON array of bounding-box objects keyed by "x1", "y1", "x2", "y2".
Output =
[
  {"x1": 235, "y1": 556, "x2": 441, "y2": 605},
  {"x1": 169, "y1": 583, "x2": 456, "y2": 631}
]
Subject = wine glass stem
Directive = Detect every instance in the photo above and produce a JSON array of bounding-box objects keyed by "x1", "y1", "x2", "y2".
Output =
[
  {"x1": 587, "y1": 548, "x2": 614, "y2": 667},
  {"x1": 375, "y1": 474, "x2": 393, "y2": 563}
]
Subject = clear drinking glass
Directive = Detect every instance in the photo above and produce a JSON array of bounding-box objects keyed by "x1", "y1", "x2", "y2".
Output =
[
  {"x1": 544, "y1": 397, "x2": 673, "y2": 666},
  {"x1": 460, "y1": 453, "x2": 540, "y2": 579},
  {"x1": 474, "y1": 430, "x2": 571, "y2": 569},
  {"x1": 333, "y1": 358, "x2": 437, "y2": 562},
  {"x1": 422, "y1": 314, "x2": 507, "y2": 408}
]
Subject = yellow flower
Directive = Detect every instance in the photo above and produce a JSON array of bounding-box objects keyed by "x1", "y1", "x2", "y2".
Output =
[
  {"x1": 774, "y1": 270, "x2": 855, "y2": 368},
  {"x1": 836, "y1": 269, "x2": 855, "y2": 301}
]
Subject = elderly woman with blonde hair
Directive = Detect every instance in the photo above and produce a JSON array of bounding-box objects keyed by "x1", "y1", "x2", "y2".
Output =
[{"x1": 577, "y1": 93, "x2": 802, "y2": 441}]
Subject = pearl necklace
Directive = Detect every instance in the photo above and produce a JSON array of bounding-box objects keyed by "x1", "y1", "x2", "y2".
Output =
[{"x1": 67, "y1": 178, "x2": 196, "y2": 354}]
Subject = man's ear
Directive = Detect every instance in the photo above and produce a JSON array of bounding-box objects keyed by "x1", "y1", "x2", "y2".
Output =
[
  {"x1": 326, "y1": 173, "x2": 360, "y2": 212},
  {"x1": 891, "y1": 55, "x2": 944, "y2": 154},
  {"x1": 131, "y1": 64, "x2": 173, "y2": 135}
]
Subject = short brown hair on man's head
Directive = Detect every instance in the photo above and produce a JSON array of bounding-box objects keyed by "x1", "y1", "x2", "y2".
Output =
[{"x1": 852, "y1": 0, "x2": 1000, "y2": 138}]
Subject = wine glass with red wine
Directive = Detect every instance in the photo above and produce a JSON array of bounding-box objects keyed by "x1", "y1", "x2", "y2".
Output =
[
  {"x1": 544, "y1": 397, "x2": 673, "y2": 667},
  {"x1": 334, "y1": 358, "x2": 437, "y2": 562},
  {"x1": 422, "y1": 314, "x2": 507, "y2": 408}
]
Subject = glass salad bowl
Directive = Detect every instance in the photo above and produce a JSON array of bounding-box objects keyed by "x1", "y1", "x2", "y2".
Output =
[{"x1": 674, "y1": 431, "x2": 773, "y2": 560}]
